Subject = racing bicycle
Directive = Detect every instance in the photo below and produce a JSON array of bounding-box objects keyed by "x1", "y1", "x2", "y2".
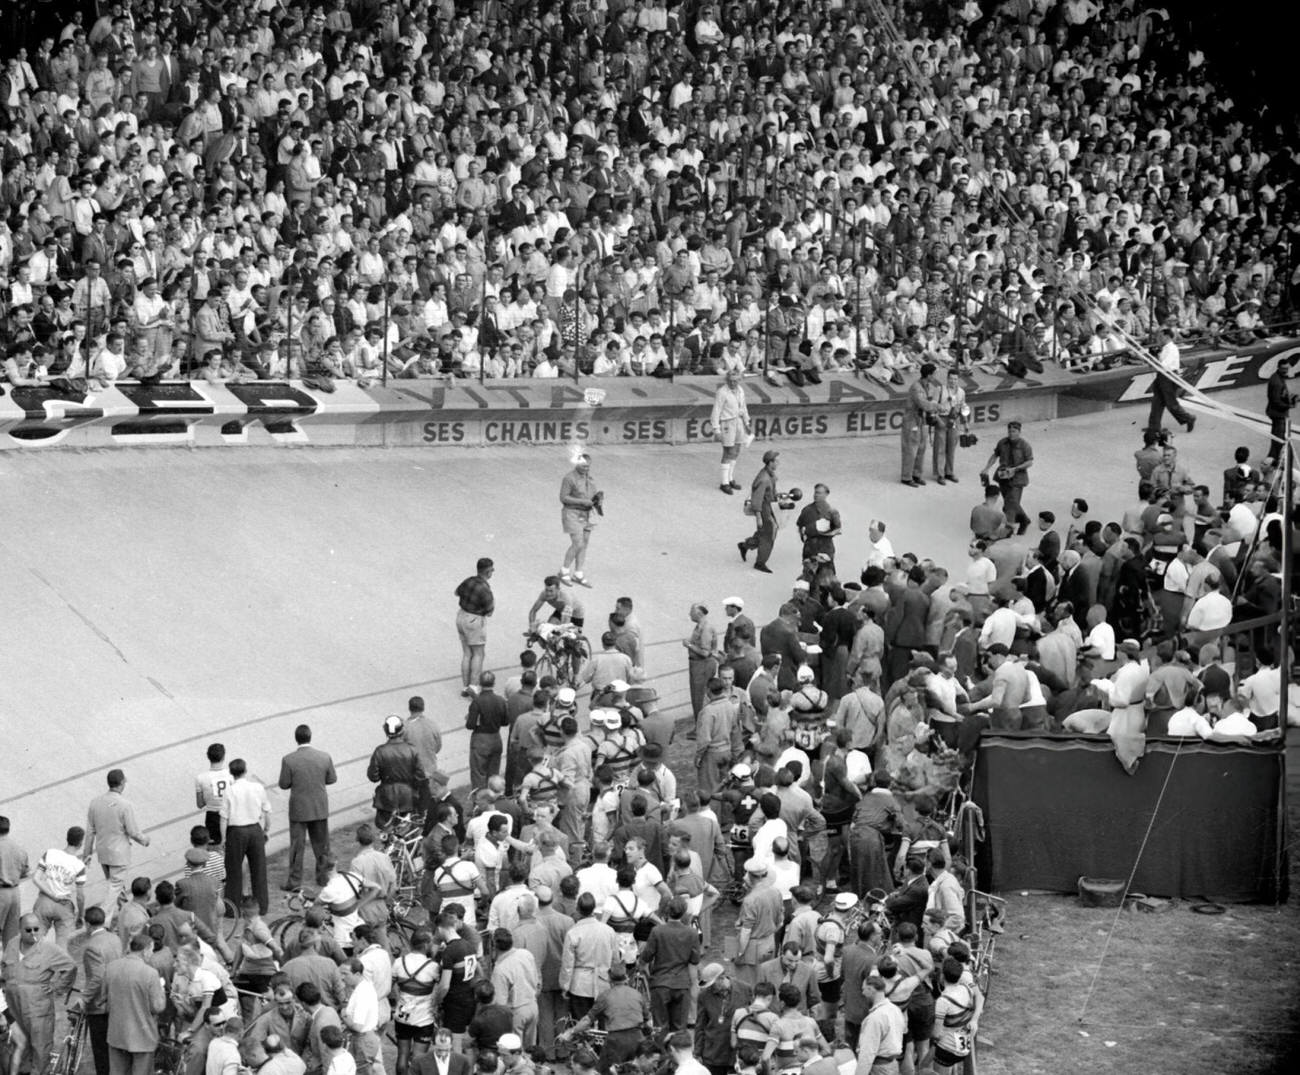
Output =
[
  {"x1": 49, "y1": 1007, "x2": 86, "y2": 1075},
  {"x1": 967, "y1": 889, "x2": 1007, "y2": 997},
  {"x1": 522, "y1": 623, "x2": 591, "y2": 688}
]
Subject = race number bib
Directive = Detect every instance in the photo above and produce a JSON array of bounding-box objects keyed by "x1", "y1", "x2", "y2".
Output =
[
  {"x1": 462, "y1": 954, "x2": 479, "y2": 980},
  {"x1": 794, "y1": 726, "x2": 821, "y2": 750}
]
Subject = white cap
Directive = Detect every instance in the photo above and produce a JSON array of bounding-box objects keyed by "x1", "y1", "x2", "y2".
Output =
[
  {"x1": 793, "y1": 580, "x2": 810, "y2": 591},
  {"x1": 555, "y1": 686, "x2": 577, "y2": 707},
  {"x1": 730, "y1": 762, "x2": 752, "y2": 779},
  {"x1": 498, "y1": 1034, "x2": 523, "y2": 1051},
  {"x1": 744, "y1": 857, "x2": 770, "y2": 876},
  {"x1": 796, "y1": 664, "x2": 816, "y2": 683},
  {"x1": 833, "y1": 892, "x2": 859, "y2": 912},
  {"x1": 606, "y1": 679, "x2": 630, "y2": 693},
  {"x1": 723, "y1": 596, "x2": 745, "y2": 609}
]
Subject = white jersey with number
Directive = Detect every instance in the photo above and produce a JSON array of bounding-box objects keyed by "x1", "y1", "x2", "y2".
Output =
[
  {"x1": 37, "y1": 848, "x2": 86, "y2": 901},
  {"x1": 196, "y1": 768, "x2": 232, "y2": 811}
]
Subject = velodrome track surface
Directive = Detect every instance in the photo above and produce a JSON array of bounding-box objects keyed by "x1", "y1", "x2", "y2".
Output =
[{"x1": 0, "y1": 387, "x2": 1264, "y2": 904}]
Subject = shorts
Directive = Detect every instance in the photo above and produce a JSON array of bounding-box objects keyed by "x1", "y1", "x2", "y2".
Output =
[
  {"x1": 818, "y1": 978, "x2": 843, "y2": 1005},
  {"x1": 717, "y1": 417, "x2": 742, "y2": 448},
  {"x1": 456, "y1": 609, "x2": 488, "y2": 647},
  {"x1": 562, "y1": 509, "x2": 593, "y2": 537},
  {"x1": 394, "y1": 1021, "x2": 435, "y2": 1043},
  {"x1": 932, "y1": 1045, "x2": 969, "y2": 1068},
  {"x1": 906, "y1": 994, "x2": 934, "y2": 1043},
  {"x1": 441, "y1": 999, "x2": 477, "y2": 1034}
]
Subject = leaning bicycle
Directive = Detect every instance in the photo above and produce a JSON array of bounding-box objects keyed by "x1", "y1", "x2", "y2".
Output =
[
  {"x1": 49, "y1": 1009, "x2": 86, "y2": 1075},
  {"x1": 967, "y1": 889, "x2": 1006, "y2": 997}
]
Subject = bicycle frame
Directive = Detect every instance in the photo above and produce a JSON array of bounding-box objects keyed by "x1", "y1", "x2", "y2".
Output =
[{"x1": 50, "y1": 1010, "x2": 86, "y2": 1075}]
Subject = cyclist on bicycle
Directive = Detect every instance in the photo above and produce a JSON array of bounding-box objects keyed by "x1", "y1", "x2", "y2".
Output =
[{"x1": 528, "y1": 578, "x2": 586, "y2": 631}]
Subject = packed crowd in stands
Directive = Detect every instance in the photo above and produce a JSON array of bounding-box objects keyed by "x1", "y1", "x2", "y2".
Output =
[{"x1": 1, "y1": 0, "x2": 1298, "y2": 390}]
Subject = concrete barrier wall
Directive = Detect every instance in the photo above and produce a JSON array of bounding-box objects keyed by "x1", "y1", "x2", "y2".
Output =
[{"x1": 1, "y1": 337, "x2": 1289, "y2": 451}]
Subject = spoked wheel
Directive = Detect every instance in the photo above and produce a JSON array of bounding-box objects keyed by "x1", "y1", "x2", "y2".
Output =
[{"x1": 220, "y1": 900, "x2": 240, "y2": 944}]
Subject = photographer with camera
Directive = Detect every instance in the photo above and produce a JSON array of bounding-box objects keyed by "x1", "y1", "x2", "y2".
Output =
[
  {"x1": 979, "y1": 421, "x2": 1035, "y2": 535},
  {"x1": 900, "y1": 363, "x2": 940, "y2": 488},
  {"x1": 738, "y1": 450, "x2": 781, "y2": 575},
  {"x1": 932, "y1": 370, "x2": 968, "y2": 485},
  {"x1": 560, "y1": 452, "x2": 602, "y2": 587}
]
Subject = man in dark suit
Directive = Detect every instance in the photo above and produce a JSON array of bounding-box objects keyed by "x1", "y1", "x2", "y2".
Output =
[
  {"x1": 755, "y1": 943, "x2": 821, "y2": 1013},
  {"x1": 278, "y1": 724, "x2": 337, "y2": 892},
  {"x1": 884, "y1": 855, "x2": 928, "y2": 935},
  {"x1": 759, "y1": 604, "x2": 805, "y2": 692},
  {"x1": 79, "y1": 905, "x2": 122, "y2": 1075},
  {"x1": 105, "y1": 933, "x2": 167, "y2": 1075},
  {"x1": 412, "y1": 1027, "x2": 472, "y2": 1075}
]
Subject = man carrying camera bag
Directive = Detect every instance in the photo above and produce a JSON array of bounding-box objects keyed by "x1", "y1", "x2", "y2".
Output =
[
  {"x1": 739, "y1": 450, "x2": 781, "y2": 574},
  {"x1": 900, "y1": 362, "x2": 940, "y2": 487},
  {"x1": 980, "y1": 421, "x2": 1035, "y2": 535}
]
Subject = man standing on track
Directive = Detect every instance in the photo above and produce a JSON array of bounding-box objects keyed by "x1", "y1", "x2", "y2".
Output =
[
  {"x1": 465, "y1": 673, "x2": 509, "y2": 790},
  {"x1": 84, "y1": 769, "x2": 150, "y2": 914},
  {"x1": 1265, "y1": 361, "x2": 1297, "y2": 462},
  {"x1": 739, "y1": 450, "x2": 780, "y2": 574},
  {"x1": 223, "y1": 759, "x2": 272, "y2": 916},
  {"x1": 900, "y1": 362, "x2": 939, "y2": 487},
  {"x1": 1147, "y1": 326, "x2": 1196, "y2": 437},
  {"x1": 0, "y1": 816, "x2": 29, "y2": 948},
  {"x1": 1, "y1": 912, "x2": 77, "y2": 1075},
  {"x1": 933, "y1": 369, "x2": 966, "y2": 484},
  {"x1": 711, "y1": 368, "x2": 751, "y2": 494},
  {"x1": 279, "y1": 725, "x2": 338, "y2": 893},
  {"x1": 367, "y1": 717, "x2": 428, "y2": 828},
  {"x1": 454, "y1": 558, "x2": 495, "y2": 697},
  {"x1": 796, "y1": 484, "x2": 842, "y2": 568},
  {"x1": 980, "y1": 421, "x2": 1034, "y2": 535},
  {"x1": 560, "y1": 453, "x2": 601, "y2": 587},
  {"x1": 194, "y1": 743, "x2": 230, "y2": 847}
]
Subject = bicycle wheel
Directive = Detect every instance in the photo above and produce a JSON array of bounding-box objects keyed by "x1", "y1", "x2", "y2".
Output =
[
  {"x1": 973, "y1": 937, "x2": 994, "y2": 997},
  {"x1": 267, "y1": 914, "x2": 302, "y2": 951},
  {"x1": 220, "y1": 901, "x2": 241, "y2": 944}
]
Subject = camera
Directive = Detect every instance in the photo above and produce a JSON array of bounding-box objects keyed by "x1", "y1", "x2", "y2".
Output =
[
  {"x1": 959, "y1": 432, "x2": 979, "y2": 448},
  {"x1": 591, "y1": 491, "x2": 604, "y2": 516}
]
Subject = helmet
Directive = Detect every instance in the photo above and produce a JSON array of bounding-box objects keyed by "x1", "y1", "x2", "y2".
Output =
[
  {"x1": 383, "y1": 715, "x2": 404, "y2": 737},
  {"x1": 787, "y1": 487, "x2": 804, "y2": 502}
]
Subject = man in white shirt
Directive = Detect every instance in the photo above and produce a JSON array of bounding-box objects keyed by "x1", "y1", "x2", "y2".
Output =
[
  {"x1": 321, "y1": 1025, "x2": 357, "y2": 1075},
  {"x1": 341, "y1": 959, "x2": 384, "y2": 1075},
  {"x1": 31, "y1": 828, "x2": 87, "y2": 946},
  {"x1": 221, "y1": 759, "x2": 271, "y2": 916},
  {"x1": 318, "y1": 857, "x2": 380, "y2": 955},
  {"x1": 863, "y1": 519, "x2": 895, "y2": 568},
  {"x1": 206, "y1": 1014, "x2": 245, "y2": 1075},
  {"x1": 626, "y1": 838, "x2": 671, "y2": 916},
  {"x1": 195, "y1": 744, "x2": 231, "y2": 847},
  {"x1": 1240, "y1": 655, "x2": 1282, "y2": 730},
  {"x1": 574, "y1": 844, "x2": 619, "y2": 907}
]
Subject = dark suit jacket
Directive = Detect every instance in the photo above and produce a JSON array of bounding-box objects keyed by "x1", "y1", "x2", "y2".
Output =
[
  {"x1": 755, "y1": 956, "x2": 821, "y2": 1012},
  {"x1": 412, "y1": 1052, "x2": 472, "y2": 1075},
  {"x1": 278, "y1": 746, "x2": 338, "y2": 823},
  {"x1": 884, "y1": 875, "x2": 928, "y2": 933},
  {"x1": 760, "y1": 618, "x2": 804, "y2": 691},
  {"x1": 105, "y1": 954, "x2": 166, "y2": 1052},
  {"x1": 83, "y1": 928, "x2": 123, "y2": 1015}
]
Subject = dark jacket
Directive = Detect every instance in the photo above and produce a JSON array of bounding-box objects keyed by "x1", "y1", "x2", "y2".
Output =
[{"x1": 366, "y1": 740, "x2": 427, "y2": 814}]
